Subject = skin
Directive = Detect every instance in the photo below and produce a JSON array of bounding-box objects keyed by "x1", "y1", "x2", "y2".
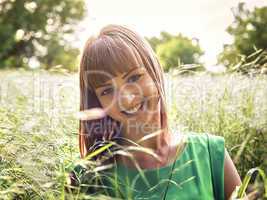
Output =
[
  {"x1": 94, "y1": 66, "x2": 242, "y2": 199},
  {"x1": 94, "y1": 65, "x2": 179, "y2": 168},
  {"x1": 224, "y1": 149, "x2": 242, "y2": 199},
  {"x1": 94, "y1": 66, "x2": 163, "y2": 151}
]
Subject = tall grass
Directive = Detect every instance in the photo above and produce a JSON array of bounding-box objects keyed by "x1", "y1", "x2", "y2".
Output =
[
  {"x1": 165, "y1": 73, "x2": 267, "y2": 177},
  {"x1": 0, "y1": 70, "x2": 266, "y2": 199}
]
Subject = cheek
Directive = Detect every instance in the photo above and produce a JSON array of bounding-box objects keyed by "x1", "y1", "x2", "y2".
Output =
[
  {"x1": 140, "y1": 77, "x2": 160, "y2": 114},
  {"x1": 98, "y1": 97, "x2": 115, "y2": 112},
  {"x1": 98, "y1": 97, "x2": 123, "y2": 120},
  {"x1": 140, "y1": 76, "x2": 158, "y2": 97}
]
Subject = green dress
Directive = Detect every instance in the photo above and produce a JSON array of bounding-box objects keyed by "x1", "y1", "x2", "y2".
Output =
[{"x1": 72, "y1": 133, "x2": 225, "y2": 200}]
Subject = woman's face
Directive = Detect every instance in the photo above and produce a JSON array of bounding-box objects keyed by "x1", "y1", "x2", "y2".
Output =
[{"x1": 94, "y1": 66, "x2": 161, "y2": 137}]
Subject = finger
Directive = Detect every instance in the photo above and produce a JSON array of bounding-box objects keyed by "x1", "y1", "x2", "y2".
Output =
[
  {"x1": 103, "y1": 129, "x2": 108, "y2": 140},
  {"x1": 110, "y1": 121, "x2": 118, "y2": 139},
  {"x1": 75, "y1": 108, "x2": 106, "y2": 121},
  {"x1": 108, "y1": 130, "x2": 114, "y2": 140}
]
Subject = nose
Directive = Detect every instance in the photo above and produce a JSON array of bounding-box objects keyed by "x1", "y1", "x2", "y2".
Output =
[{"x1": 118, "y1": 90, "x2": 141, "y2": 110}]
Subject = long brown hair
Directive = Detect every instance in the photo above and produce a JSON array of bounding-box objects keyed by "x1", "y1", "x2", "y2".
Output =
[{"x1": 79, "y1": 24, "x2": 169, "y2": 161}]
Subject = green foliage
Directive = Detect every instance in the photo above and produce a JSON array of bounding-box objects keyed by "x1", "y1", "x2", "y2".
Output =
[
  {"x1": 218, "y1": 3, "x2": 267, "y2": 71},
  {"x1": 38, "y1": 34, "x2": 80, "y2": 72},
  {"x1": 146, "y1": 32, "x2": 204, "y2": 72},
  {"x1": 0, "y1": 0, "x2": 85, "y2": 71},
  {"x1": 145, "y1": 32, "x2": 173, "y2": 52},
  {"x1": 230, "y1": 168, "x2": 267, "y2": 199}
]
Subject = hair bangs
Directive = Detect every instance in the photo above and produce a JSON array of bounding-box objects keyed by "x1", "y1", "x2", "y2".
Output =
[{"x1": 85, "y1": 35, "x2": 144, "y2": 90}]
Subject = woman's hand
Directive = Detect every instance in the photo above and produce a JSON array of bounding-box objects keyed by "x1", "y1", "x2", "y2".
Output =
[{"x1": 76, "y1": 108, "x2": 106, "y2": 121}]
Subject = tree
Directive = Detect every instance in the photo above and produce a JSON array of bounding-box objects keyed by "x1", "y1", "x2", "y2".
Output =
[
  {"x1": 146, "y1": 32, "x2": 204, "y2": 72},
  {"x1": 145, "y1": 31, "x2": 173, "y2": 52},
  {"x1": 0, "y1": 0, "x2": 86, "y2": 71},
  {"x1": 38, "y1": 34, "x2": 80, "y2": 71},
  {"x1": 218, "y1": 3, "x2": 267, "y2": 68}
]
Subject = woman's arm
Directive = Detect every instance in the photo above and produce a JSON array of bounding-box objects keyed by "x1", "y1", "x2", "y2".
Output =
[{"x1": 224, "y1": 149, "x2": 242, "y2": 200}]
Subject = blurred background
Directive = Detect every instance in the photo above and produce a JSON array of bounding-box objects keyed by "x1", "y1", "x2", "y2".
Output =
[
  {"x1": 0, "y1": 0, "x2": 266, "y2": 199},
  {"x1": 0, "y1": 0, "x2": 266, "y2": 73}
]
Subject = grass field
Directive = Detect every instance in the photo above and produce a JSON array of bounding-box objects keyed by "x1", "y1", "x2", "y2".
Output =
[{"x1": 0, "y1": 70, "x2": 266, "y2": 199}]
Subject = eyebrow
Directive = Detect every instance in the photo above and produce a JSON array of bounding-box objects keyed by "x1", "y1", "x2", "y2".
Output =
[
  {"x1": 122, "y1": 67, "x2": 138, "y2": 79},
  {"x1": 96, "y1": 67, "x2": 139, "y2": 89},
  {"x1": 96, "y1": 82, "x2": 112, "y2": 89}
]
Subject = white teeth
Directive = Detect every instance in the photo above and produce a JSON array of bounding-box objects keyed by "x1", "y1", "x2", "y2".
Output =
[{"x1": 124, "y1": 103, "x2": 142, "y2": 114}]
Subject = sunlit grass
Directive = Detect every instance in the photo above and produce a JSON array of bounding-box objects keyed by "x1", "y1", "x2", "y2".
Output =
[
  {"x1": 0, "y1": 70, "x2": 266, "y2": 199},
  {"x1": 166, "y1": 73, "x2": 267, "y2": 178}
]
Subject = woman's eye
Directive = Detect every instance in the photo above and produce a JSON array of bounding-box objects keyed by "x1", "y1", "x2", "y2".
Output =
[
  {"x1": 127, "y1": 74, "x2": 142, "y2": 83},
  {"x1": 100, "y1": 88, "x2": 114, "y2": 96}
]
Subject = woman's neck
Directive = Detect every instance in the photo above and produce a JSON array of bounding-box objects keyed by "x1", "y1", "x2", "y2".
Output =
[
  {"x1": 117, "y1": 99, "x2": 176, "y2": 169},
  {"x1": 117, "y1": 128, "x2": 172, "y2": 169}
]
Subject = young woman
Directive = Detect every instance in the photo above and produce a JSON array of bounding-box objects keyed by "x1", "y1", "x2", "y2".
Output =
[{"x1": 72, "y1": 24, "x2": 242, "y2": 199}]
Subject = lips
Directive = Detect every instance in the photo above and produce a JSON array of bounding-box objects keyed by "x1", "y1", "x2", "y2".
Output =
[{"x1": 121, "y1": 100, "x2": 145, "y2": 116}]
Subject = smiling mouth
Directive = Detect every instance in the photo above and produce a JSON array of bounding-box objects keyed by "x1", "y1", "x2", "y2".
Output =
[{"x1": 121, "y1": 100, "x2": 145, "y2": 116}]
